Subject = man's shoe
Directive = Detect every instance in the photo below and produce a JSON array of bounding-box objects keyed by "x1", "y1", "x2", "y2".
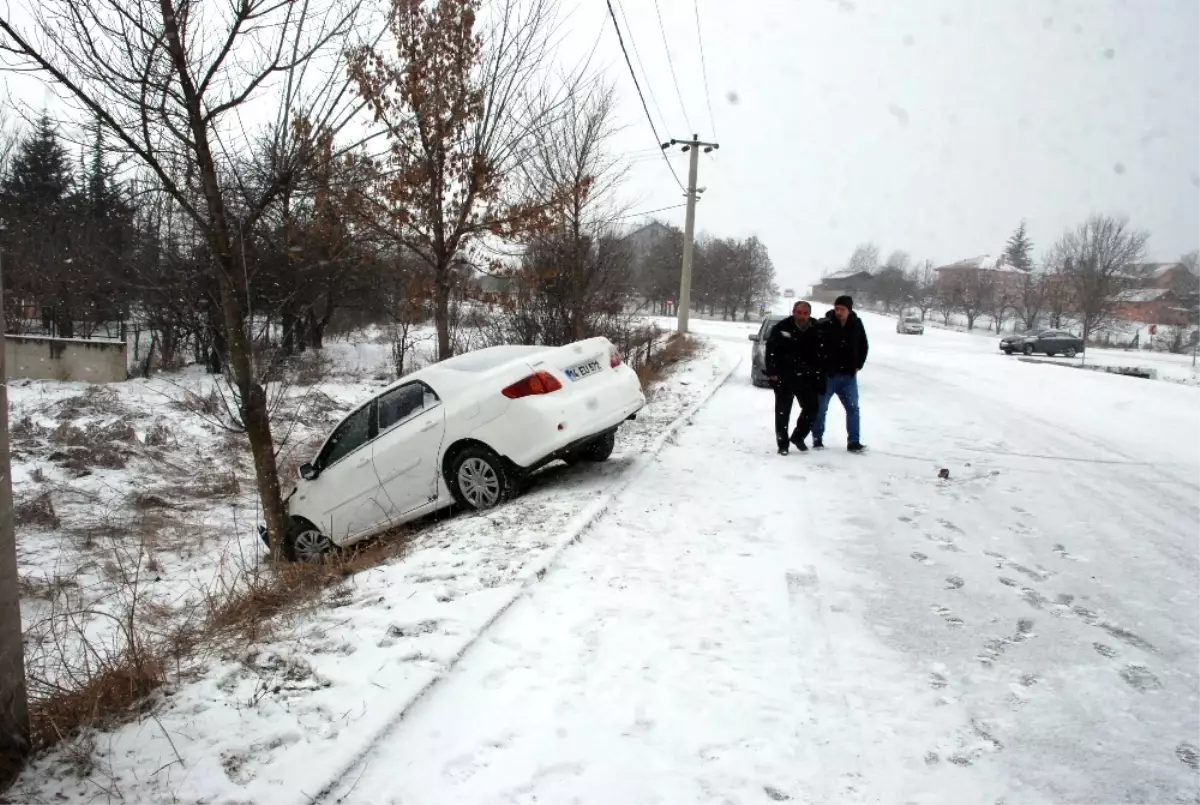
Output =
[
  {"x1": 778, "y1": 445, "x2": 789, "y2": 456},
  {"x1": 812, "y1": 438, "x2": 824, "y2": 449},
  {"x1": 847, "y1": 442, "x2": 865, "y2": 453},
  {"x1": 789, "y1": 433, "x2": 808, "y2": 452}
]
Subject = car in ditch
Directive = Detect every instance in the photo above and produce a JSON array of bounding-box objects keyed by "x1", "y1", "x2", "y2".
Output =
[
  {"x1": 896, "y1": 314, "x2": 925, "y2": 335},
  {"x1": 261, "y1": 337, "x2": 646, "y2": 561},
  {"x1": 999, "y1": 329, "x2": 1084, "y2": 357},
  {"x1": 748, "y1": 313, "x2": 788, "y2": 387}
]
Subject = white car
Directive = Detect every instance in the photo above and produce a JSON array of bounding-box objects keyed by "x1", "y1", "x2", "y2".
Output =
[
  {"x1": 264, "y1": 337, "x2": 646, "y2": 561},
  {"x1": 896, "y1": 315, "x2": 925, "y2": 335}
]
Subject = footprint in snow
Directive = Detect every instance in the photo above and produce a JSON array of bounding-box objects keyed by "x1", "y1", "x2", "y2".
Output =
[
  {"x1": 1093, "y1": 642, "x2": 1118, "y2": 659},
  {"x1": 910, "y1": 551, "x2": 933, "y2": 565},
  {"x1": 1176, "y1": 742, "x2": 1199, "y2": 770},
  {"x1": 945, "y1": 576, "x2": 964, "y2": 590},
  {"x1": 931, "y1": 604, "x2": 964, "y2": 627},
  {"x1": 1119, "y1": 663, "x2": 1162, "y2": 692}
]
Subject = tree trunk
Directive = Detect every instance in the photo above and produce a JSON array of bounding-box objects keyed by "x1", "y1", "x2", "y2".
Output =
[
  {"x1": 280, "y1": 309, "x2": 297, "y2": 357},
  {"x1": 158, "y1": 0, "x2": 287, "y2": 557},
  {"x1": 433, "y1": 271, "x2": 452, "y2": 361}
]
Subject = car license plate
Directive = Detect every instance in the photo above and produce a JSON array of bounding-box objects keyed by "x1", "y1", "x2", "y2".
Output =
[{"x1": 564, "y1": 359, "x2": 602, "y2": 381}]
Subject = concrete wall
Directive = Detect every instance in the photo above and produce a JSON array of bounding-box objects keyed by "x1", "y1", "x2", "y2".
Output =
[{"x1": 4, "y1": 335, "x2": 127, "y2": 383}]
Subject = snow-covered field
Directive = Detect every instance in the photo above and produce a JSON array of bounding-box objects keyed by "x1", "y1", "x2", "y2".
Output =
[
  {"x1": 10, "y1": 312, "x2": 1200, "y2": 804},
  {"x1": 11, "y1": 332, "x2": 402, "y2": 692},
  {"x1": 9, "y1": 325, "x2": 731, "y2": 803}
]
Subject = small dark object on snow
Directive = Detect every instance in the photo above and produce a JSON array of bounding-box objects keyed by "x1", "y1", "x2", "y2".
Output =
[
  {"x1": 938, "y1": 468, "x2": 950, "y2": 480},
  {"x1": 763, "y1": 786, "x2": 792, "y2": 802}
]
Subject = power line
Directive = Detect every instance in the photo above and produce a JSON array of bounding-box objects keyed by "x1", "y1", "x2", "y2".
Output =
[
  {"x1": 653, "y1": 0, "x2": 693, "y2": 133},
  {"x1": 605, "y1": 0, "x2": 686, "y2": 192},
  {"x1": 692, "y1": 0, "x2": 719, "y2": 139},
  {"x1": 614, "y1": 0, "x2": 672, "y2": 137},
  {"x1": 610, "y1": 202, "x2": 688, "y2": 222}
]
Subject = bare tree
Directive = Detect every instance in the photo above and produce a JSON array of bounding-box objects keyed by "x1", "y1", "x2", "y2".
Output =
[
  {"x1": 1182, "y1": 249, "x2": 1199, "y2": 278},
  {"x1": 870, "y1": 266, "x2": 913, "y2": 313},
  {"x1": 512, "y1": 80, "x2": 628, "y2": 342},
  {"x1": 847, "y1": 242, "x2": 880, "y2": 275},
  {"x1": 1055, "y1": 214, "x2": 1149, "y2": 349},
  {"x1": 907, "y1": 259, "x2": 937, "y2": 320},
  {"x1": 956, "y1": 271, "x2": 992, "y2": 330},
  {"x1": 1016, "y1": 269, "x2": 1049, "y2": 331},
  {"x1": 348, "y1": 0, "x2": 566, "y2": 361},
  {"x1": 884, "y1": 249, "x2": 911, "y2": 274},
  {"x1": 0, "y1": 0, "x2": 373, "y2": 555},
  {"x1": 988, "y1": 280, "x2": 1015, "y2": 333}
]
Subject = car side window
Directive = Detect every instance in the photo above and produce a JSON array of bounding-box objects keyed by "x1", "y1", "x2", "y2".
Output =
[
  {"x1": 319, "y1": 405, "x2": 374, "y2": 469},
  {"x1": 377, "y1": 382, "x2": 441, "y2": 432},
  {"x1": 759, "y1": 320, "x2": 772, "y2": 340}
]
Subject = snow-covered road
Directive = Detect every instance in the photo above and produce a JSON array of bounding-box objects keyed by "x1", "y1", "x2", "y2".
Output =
[{"x1": 325, "y1": 313, "x2": 1200, "y2": 805}]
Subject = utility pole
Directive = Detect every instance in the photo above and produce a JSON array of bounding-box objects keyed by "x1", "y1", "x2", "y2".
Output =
[
  {"x1": 663, "y1": 134, "x2": 719, "y2": 335},
  {"x1": 0, "y1": 221, "x2": 30, "y2": 787}
]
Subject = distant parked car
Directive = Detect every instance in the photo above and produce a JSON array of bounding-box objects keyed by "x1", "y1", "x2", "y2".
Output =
[
  {"x1": 896, "y1": 315, "x2": 925, "y2": 335},
  {"x1": 748, "y1": 313, "x2": 788, "y2": 387},
  {"x1": 261, "y1": 338, "x2": 645, "y2": 561},
  {"x1": 1000, "y1": 329, "x2": 1084, "y2": 357}
]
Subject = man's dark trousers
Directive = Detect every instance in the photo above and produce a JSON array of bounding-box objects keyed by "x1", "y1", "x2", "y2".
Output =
[{"x1": 773, "y1": 375, "x2": 819, "y2": 448}]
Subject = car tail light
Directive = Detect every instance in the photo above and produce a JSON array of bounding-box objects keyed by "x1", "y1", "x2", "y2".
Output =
[
  {"x1": 502, "y1": 371, "x2": 563, "y2": 399},
  {"x1": 610, "y1": 347, "x2": 623, "y2": 368}
]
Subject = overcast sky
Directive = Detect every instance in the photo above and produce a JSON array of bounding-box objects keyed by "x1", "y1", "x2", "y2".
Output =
[
  {"x1": 580, "y1": 0, "x2": 1200, "y2": 292},
  {"x1": 2, "y1": 0, "x2": 1196, "y2": 296}
]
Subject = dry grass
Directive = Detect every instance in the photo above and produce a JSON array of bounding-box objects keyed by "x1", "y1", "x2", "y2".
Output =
[
  {"x1": 636, "y1": 334, "x2": 701, "y2": 391},
  {"x1": 20, "y1": 517, "x2": 415, "y2": 771},
  {"x1": 13, "y1": 494, "x2": 60, "y2": 530}
]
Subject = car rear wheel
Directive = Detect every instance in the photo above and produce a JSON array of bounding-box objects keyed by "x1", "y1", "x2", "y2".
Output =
[
  {"x1": 1064, "y1": 347, "x2": 1077, "y2": 358},
  {"x1": 284, "y1": 518, "x2": 334, "y2": 563},
  {"x1": 1023, "y1": 344, "x2": 1034, "y2": 356},
  {"x1": 448, "y1": 446, "x2": 512, "y2": 511},
  {"x1": 580, "y1": 431, "x2": 616, "y2": 462}
]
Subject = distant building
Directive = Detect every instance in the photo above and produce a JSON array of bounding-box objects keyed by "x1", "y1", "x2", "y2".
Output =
[
  {"x1": 933, "y1": 254, "x2": 1028, "y2": 295},
  {"x1": 623, "y1": 221, "x2": 674, "y2": 261},
  {"x1": 811, "y1": 269, "x2": 873, "y2": 302},
  {"x1": 1124, "y1": 262, "x2": 1199, "y2": 297},
  {"x1": 1111, "y1": 288, "x2": 1190, "y2": 326}
]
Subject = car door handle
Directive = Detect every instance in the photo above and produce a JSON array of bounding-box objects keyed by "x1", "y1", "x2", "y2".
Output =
[
  {"x1": 355, "y1": 457, "x2": 371, "y2": 468},
  {"x1": 421, "y1": 420, "x2": 438, "y2": 432}
]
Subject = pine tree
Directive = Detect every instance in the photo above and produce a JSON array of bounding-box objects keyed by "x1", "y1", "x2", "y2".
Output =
[
  {"x1": 1004, "y1": 220, "x2": 1034, "y2": 272},
  {"x1": 0, "y1": 115, "x2": 74, "y2": 208}
]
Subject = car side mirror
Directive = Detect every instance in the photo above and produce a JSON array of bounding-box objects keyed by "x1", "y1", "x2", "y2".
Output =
[
  {"x1": 748, "y1": 334, "x2": 759, "y2": 342},
  {"x1": 299, "y1": 462, "x2": 320, "y2": 481}
]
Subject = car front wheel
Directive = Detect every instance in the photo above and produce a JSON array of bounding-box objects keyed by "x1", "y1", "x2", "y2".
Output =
[
  {"x1": 1023, "y1": 344, "x2": 1034, "y2": 356},
  {"x1": 448, "y1": 446, "x2": 512, "y2": 511},
  {"x1": 284, "y1": 518, "x2": 334, "y2": 563},
  {"x1": 1064, "y1": 347, "x2": 1077, "y2": 358}
]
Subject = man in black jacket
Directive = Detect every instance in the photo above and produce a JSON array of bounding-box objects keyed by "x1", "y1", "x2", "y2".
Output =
[
  {"x1": 813, "y1": 295, "x2": 868, "y2": 451},
  {"x1": 765, "y1": 300, "x2": 826, "y2": 454}
]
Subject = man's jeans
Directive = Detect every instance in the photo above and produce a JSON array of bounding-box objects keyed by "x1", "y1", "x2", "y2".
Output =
[{"x1": 813, "y1": 372, "x2": 860, "y2": 444}]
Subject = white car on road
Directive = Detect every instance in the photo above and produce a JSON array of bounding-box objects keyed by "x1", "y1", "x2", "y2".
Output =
[{"x1": 265, "y1": 337, "x2": 646, "y2": 561}]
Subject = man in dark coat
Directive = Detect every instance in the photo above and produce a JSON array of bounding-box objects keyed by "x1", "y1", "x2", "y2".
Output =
[
  {"x1": 765, "y1": 300, "x2": 826, "y2": 454},
  {"x1": 813, "y1": 294, "x2": 868, "y2": 452}
]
